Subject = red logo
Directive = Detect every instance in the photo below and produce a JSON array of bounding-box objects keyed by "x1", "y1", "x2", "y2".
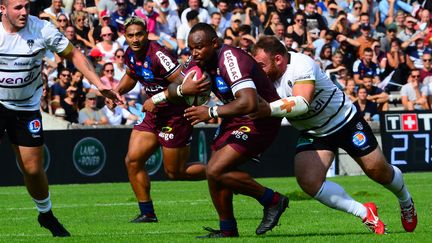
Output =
[{"x1": 401, "y1": 114, "x2": 418, "y2": 131}]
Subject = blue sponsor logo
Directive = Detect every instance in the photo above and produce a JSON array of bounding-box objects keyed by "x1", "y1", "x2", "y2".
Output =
[
  {"x1": 28, "y1": 119, "x2": 42, "y2": 134},
  {"x1": 216, "y1": 76, "x2": 228, "y2": 94},
  {"x1": 352, "y1": 131, "x2": 367, "y2": 147}
]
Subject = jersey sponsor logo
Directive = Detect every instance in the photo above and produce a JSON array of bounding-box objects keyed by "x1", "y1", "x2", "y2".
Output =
[
  {"x1": 223, "y1": 50, "x2": 242, "y2": 81},
  {"x1": 156, "y1": 51, "x2": 175, "y2": 71},
  {"x1": 215, "y1": 76, "x2": 229, "y2": 94},
  {"x1": 352, "y1": 131, "x2": 367, "y2": 147},
  {"x1": 296, "y1": 137, "x2": 314, "y2": 147},
  {"x1": 28, "y1": 119, "x2": 42, "y2": 134},
  {"x1": 231, "y1": 125, "x2": 250, "y2": 141},
  {"x1": 73, "y1": 137, "x2": 106, "y2": 176},
  {"x1": 159, "y1": 126, "x2": 174, "y2": 140},
  {"x1": 145, "y1": 84, "x2": 164, "y2": 92},
  {"x1": 297, "y1": 74, "x2": 314, "y2": 80},
  {"x1": 401, "y1": 114, "x2": 418, "y2": 131},
  {"x1": 0, "y1": 71, "x2": 35, "y2": 86}
]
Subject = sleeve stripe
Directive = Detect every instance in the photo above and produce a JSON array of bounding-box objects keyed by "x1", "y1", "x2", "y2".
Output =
[
  {"x1": 231, "y1": 79, "x2": 256, "y2": 96},
  {"x1": 57, "y1": 43, "x2": 74, "y2": 57},
  {"x1": 295, "y1": 80, "x2": 315, "y2": 85}
]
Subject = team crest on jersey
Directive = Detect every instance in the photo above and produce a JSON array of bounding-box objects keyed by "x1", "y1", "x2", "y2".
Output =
[
  {"x1": 28, "y1": 119, "x2": 42, "y2": 134},
  {"x1": 26, "y1": 39, "x2": 35, "y2": 52},
  {"x1": 216, "y1": 76, "x2": 229, "y2": 94},
  {"x1": 352, "y1": 131, "x2": 367, "y2": 147},
  {"x1": 288, "y1": 80, "x2": 293, "y2": 88},
  {"x1": 356, "y1": 122, "x2": 363, "y2": 130},
  {"x1": 53, "y1": 33, "x2": 64, "y2": 46}
]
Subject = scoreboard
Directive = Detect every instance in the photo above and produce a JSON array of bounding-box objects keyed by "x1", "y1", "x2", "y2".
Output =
[{"x1": 380, "y1": 111, "x2": 432, "y2": 172}]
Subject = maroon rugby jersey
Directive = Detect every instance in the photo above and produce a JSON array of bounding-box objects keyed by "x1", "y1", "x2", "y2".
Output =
[{"x1": 124, "y1": 41, "x2": 183, "y2": 108}]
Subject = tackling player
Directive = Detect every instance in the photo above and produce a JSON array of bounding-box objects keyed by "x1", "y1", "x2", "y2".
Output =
[
  {"x1": 179, "y1": 23, "x2": 288, "y2": 237},
  {"x1": 109, "y1": 17, "x2": 206, "y2": 223},
  {"x1": 0, "y1": 0, "x2": 121, "y2": 237},
  {"x1": 251, "y1": 36, "x2": 417, "y2": 234}
]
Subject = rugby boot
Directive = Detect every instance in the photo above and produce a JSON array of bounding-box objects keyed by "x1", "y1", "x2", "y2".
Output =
[
  {"x1": 196, "y1": 227, "x2": 239, "y2": 238},
  {"x1": 400, "y1": 199, "x2": 417, "y2": 232},
  {"x1": 362, "y1": 202, "x2": 386, "y2": 234},
  {"x1": 130, "y1": 213, "x2": 158, "y2": 223},
  {"x1": 255, "y1": 192, "x2": 289, "y2": 235},
  {"x1": 38, "y1": 210, "x2": 71, "y2": 237}
]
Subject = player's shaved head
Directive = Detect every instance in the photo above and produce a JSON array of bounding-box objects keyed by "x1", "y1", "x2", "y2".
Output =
[
  {"x1": 252, "y1": 36, "x2": 288, "y2": 58},
  {"x1": 189, "y1": 23, "x2": 218, "y2": 44}
]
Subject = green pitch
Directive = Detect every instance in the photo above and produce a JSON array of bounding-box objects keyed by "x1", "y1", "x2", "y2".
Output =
[{"x1": 0, "y1": 172, "x2": 430, "y2": 242}]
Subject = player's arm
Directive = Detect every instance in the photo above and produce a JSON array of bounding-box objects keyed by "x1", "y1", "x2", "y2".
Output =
[
  {"x1": 184, "y1": 86, "x2": 258, "y2": 126},
  {"x1": 59, "y1": 44, "x2": 122, "y2": 103},
  {"x1": 268, "y1": 81, "x2": 314, "y2": 118}
]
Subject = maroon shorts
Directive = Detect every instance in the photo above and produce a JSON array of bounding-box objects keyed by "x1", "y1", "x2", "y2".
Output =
[
  {"x1": 134, "y1": 106, "x2": 192, "y2": 148},
  {"x1": 212, "y1": 117, "x2": 281, "y2": 158}
]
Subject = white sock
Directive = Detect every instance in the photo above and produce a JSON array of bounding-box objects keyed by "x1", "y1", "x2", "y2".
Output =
[
  {"x1": 314, "y1": 180, "x2": 367, "y2": 219},
  {"x1": 383, "y1": 165, "x2": 412, "y2": 208},
  {"x1": 33, "y1": 192, "x2": 52, "y2": 213}
]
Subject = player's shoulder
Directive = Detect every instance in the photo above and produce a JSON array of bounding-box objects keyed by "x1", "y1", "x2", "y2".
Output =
[
  {"x1": 27, "y1": 15, "x2": 50, "y2": 31},
  {"x1": 289, "y1": 51, "x2": 315, "y2": 65}
]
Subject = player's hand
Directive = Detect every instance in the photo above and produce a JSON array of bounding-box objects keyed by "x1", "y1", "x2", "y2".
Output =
[
  {"x1": 99, "y1": 88, "x2": 123, "y2": 105},
  {"x1": 143, "y1": 98, "x2": 157, "y2": 113},
  {"x1": 248, "y1": 97, "x2": 271, "y2": 120},
  {"x1": 184, "y1": 105, "x2": 211, "y2": 125},
  {"x1": 181, "y1": 70, "x2": 211, "y2": 95}
]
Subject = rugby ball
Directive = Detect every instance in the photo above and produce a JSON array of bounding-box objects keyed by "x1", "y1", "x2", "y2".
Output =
[{"x1": 182, "y1": 66, "x2": 211, "y2": 106}]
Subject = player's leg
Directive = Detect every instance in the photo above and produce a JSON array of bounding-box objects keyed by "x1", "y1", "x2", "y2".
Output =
[
  {"x1": 295, "y1": 149, "x2": 385, "y2": 234},
  {"x1": 125, "y1": 129, "x2": 159, "y2": 222},
  {"x1": 354, "y1": 146, "x2": 417, "y2": 232},
  {"x1": 14, "y1": 145, "x2": 70, "y2": 237},
  {"x1": 161, "y1": 146, "x2": 206, "y2": 180}
]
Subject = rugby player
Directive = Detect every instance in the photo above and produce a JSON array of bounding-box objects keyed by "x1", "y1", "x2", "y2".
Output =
[
  {"x1": 0, "y1": 0, "x2": 121, "y2": 237},
  {"x1": 251, "y1": 36, "x2": 417, "y2": 234},
  {"x1": 109, "y1": 16, "x2": 206, "y2": 223},
  {"x1": 180, "y1": 23, "x2": 288, "y2": 237}
]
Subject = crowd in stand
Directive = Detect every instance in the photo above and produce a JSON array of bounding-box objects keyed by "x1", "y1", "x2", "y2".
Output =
[{"x1": 34, "y1": 0, "x2": 432, "y2": 125}]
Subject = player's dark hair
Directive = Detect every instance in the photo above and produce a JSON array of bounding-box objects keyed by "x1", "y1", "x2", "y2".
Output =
[
  {"x1": 252, "y1": 36, "x2": 288, "y2": 57},
  {"x1": 189, "y1": 23, "x2": 218, "y2": 42}
]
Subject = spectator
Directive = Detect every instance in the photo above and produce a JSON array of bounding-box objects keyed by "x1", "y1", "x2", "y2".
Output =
[
  {"x1": 283, "y1": 33, "x2": 298, "y2": 52},
  {"x1": 287, "y1": 11, "x2": 310, "y2": 50},
  {"x1": 177, "y1": 10, "x2": 199, "y2": 53},
  {"x1": 97, "y1": 0, "x2": 118, "y2": 13},
  {"x1": 54, "y1": 107, "x2": 67, "y2": 120},
  {"x1": 60, "y1": 86, "x2": 80, "y2": 123},
  {"x1": 180, "y1": 0, "x2": 210, "y2": 24},
  {"x1": 337, "y1": 37, "x2": 358, "y2": 71},
  {"x1": 323, "y1": 1, "x2": 339, "y2": 27},
  {"x1": 101, "y1": 101, "x2": 139, "y2": 125},
  {"x1": 353, "y1": 47, "x2": 381, "y2": 85},
  {"x1": 316, "y1": 44, "x2": 333, "y2": 69},
  {"x1": 55, "y1": 13, "x2": 69, "y2": 33},
  {"x1": 51, "y1": 68, "x2": 71, "y2": 104},
  {"x1": 356, "y1": 23, "x2": 375, "y2": 57},
  {"x1": 380, "y1": 39, "x2": 410, "y2": 92},
  {"x1": 101, "y1": 62, "x2": 119, "y2": 90},
  {"x1": 405, "y1": 36, "x2": 432, "y2": 69},
  {"x1": 420, "y1": 53, "x2": 432, "y2": 82},
  {"x1": 88, "y1": 47, "x2": 105, "y2": 75},
  {"x1": 399, "y1": 16, "x2": 423, "y2": 49},
  {"x1": 215, "y1": 0, "x2": 232, "y2": 35},
  {"x1": 78, "y1": 92, "x2": 109, "y2": 125},
  {"x1": 223, "y1": 13, "x2": 242, "y2": 47},
  {"x1": 400, "y1": 69, "x2": 430, "y2": 110},
  {"x1": 325, "y1": 50, "x2": 347, "y2": 84},
  {"x1": 418, "y1": 9, "x2": 432, "y2": 47},
  {"x1": 344, "y1": 78, "x2": 358, "y2": 102},
  {"x1": 210, "y1": 12, "x2": 223, "y2": 38},
  {"x1": 238, "y1": 25, "x2": 255, "y2": 54},
  {"x1": 73, "y1": 11, "x2": 95, "y2": 49},
  {"x1": 354, "y1": 85, "x2": 380, "y2": 122},
  {"x1": 40, "y1": 74, "x2": 53, "y2": 115},
  {"x1": 113, "y1": 49, "x2": 126, "y2": 81},
  {"x1": 126, "y1": 97, "x2": 146, "y2": 122},
  {"x1": 91, "y1": 10, "x2": 119, "y2": 43},
  {"x1": 70, "y1": 0, "x2": 96, "y2": 28},
  {"x1": 379, "y1": 0, "x2": 417, "y2": 25},
  {"x1": 303, "y1": 0, "x2": 327, "y2": 35},
  {"x1": 347, "y1": 0, "x2": 364, "y2": 27},
  {"x1": 96, "y1": 26, "x2": 122, "y2": 63},
  {"x1": 135, "y1": 0, "x2": 165, "y2": 35},
  {"x1": 271, "y1": 0, "x2": 294, "y2": 29},
  {"x1": 110, "y1": 0, "x2": 133, "y2": 35},
  {"x1": 70, "y1": 70, "x2": 87, "y2": 109},
  {"x1": 363, "y1": 75, "x2": 389, "y2": 111},
  {"x1": 330, "y1": 10, "x2": 350, "y2": 36},
  {"x1": 155, "y1": 0, "x2": 182, "y2": 40},
  {"x1": 313, "y1": 29, "x2": 339, "y2": 60},
  {"x1": 41, "y1": 0, "x2": 68, "y2": 24},
  {"x1": 263, "y1": 11, "x2": 280, "y2": 36},
  {"x1": 380, "y1": 23, "x2": 398, "y2": 53},
  {"x1": 178, "y1": 47, "x2": 191, "y2": 65}
]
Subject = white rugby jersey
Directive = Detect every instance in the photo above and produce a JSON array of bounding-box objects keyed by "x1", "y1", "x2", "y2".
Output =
[
  {"x1": 275, "y1": 52, "x2": 356, "y2": 136},
  {"x1": 0, "y1": 16, "x2": 70, "y2": 111}
]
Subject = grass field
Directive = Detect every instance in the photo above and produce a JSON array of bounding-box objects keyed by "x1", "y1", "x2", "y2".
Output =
[{"x1": 0, "y1": 172, "x2": 431, "y2": 242}]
